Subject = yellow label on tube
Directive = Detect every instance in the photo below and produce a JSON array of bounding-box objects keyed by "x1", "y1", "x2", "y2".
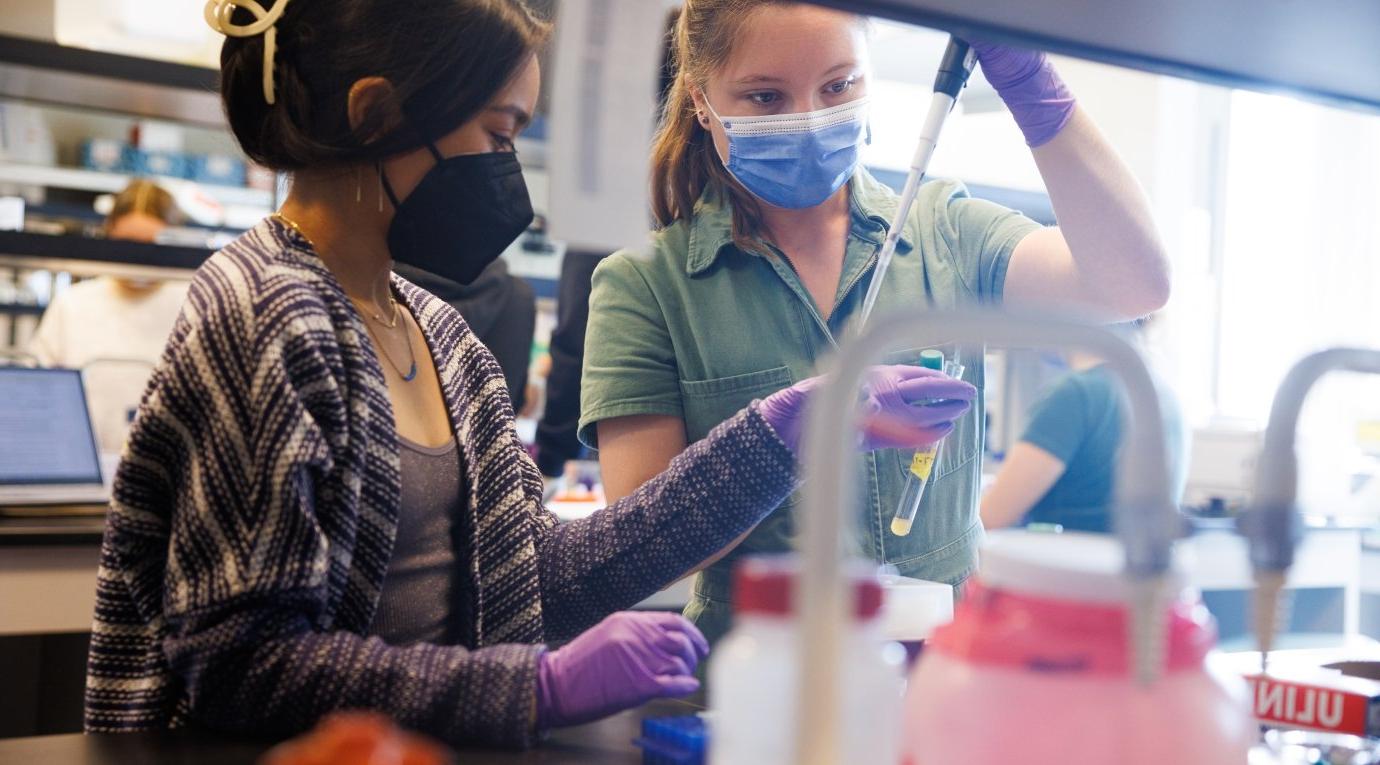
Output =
[{"x1": 908, "y1": 447, "x2": 937, "y2": 480}]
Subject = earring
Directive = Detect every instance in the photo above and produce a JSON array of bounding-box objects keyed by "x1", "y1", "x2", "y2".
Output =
[{"x1": 355, "y1": 166, "x2": 361, "y2": 204}]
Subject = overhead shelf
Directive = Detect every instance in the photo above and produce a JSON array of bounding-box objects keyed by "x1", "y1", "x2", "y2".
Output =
[
  {"x1": 0, "y1": 34, "x2": 222, "y2": 126},
  {"x1": 0, "y1": 161, "x2": 272, "y2": 210},
  {"x1": 822, "y1": 0, "x2": 1380, "y2": 113},
  {"x1": 0, "y1": 229, "x2": 210, "y2": 270}
]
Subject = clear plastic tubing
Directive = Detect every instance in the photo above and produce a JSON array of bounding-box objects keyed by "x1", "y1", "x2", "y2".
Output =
[{"x1": 891, "y1": 351, "x2": 965, "y2": 537}]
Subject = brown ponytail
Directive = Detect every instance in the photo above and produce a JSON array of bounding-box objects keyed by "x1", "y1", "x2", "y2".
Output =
[{"x1": 650, "y1": 0, "x2": 783, "y2": 254}]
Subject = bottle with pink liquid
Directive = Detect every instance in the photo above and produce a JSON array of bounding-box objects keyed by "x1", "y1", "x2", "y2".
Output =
[{"x1": 900, "y1": 530, "x2": 1258, "y2": 764}]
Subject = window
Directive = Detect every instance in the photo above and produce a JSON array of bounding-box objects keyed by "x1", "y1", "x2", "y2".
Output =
[
  {"x1": 1215, "y1": 91, "x2": 1380, "y2": 515},
  {"x1": 1217, "y1": 91, "x2": 1380, "y2": 420}
]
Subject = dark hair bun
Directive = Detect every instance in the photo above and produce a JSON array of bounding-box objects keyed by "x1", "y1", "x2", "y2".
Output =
[{"x1": 216, "y1": 0, "x2": 549, "y2": 171}]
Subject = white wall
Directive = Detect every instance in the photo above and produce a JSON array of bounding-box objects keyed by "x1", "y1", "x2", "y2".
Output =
[{"x1": 54, "y1": 0, "x2": 220, "y2": 67}]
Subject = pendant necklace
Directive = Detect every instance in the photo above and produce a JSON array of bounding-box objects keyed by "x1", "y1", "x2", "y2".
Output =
[{"x1": 272, "y1": 212, "x2": 418, "y2": 382}]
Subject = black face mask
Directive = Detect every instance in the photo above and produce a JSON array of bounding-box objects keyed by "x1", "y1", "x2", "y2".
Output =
[{"x1": 381, "y1": 143, "x2": 534, "y2": 285}]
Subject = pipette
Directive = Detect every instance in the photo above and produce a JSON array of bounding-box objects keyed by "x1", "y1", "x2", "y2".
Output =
[
  {"x1": 857, "y1": 37, "x2": 978, "y2": 326},
  {"x1": 864, "y1": 37, "x2": 977, "y2": 538},
  {"x1": 891, "y1": 352, "x2": 965, "y2": 536}
]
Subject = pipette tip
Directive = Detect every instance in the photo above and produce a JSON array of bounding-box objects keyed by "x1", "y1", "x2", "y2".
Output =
[{"x1": 1253, "y1": 570, "x2": 1287, "y2": 676}]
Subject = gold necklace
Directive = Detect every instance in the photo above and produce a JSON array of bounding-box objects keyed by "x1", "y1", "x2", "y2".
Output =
[
  {"x1": 272, "y1": 211, "x2": 397, "y2": 325},
  {"x1": 358, "y1": 313, "x2": 419, "y2": 383},
  {"x1": 271, "y1": 212, "x2": 417, "y2": 382},
  {"x1": 350, "y1": 294, "x2": 401, "y2": 329}
]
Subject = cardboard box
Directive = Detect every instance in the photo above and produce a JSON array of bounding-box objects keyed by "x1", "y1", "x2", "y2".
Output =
[
  {"x1": 1244, "y1": 665, "x2": 1380, "y2": 738},
  {"x1": 129, "y1": 148, "x2": 188, "y2": 179},
  {"x1": 79, "y1": 139, "x2": 130, "y2": 173},
  {"x1": 187, "y1": 154, "x2": 246, "y2": 187}
]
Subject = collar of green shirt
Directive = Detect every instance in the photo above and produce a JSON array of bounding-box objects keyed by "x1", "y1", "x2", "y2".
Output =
[{"x1": 683, "y1": 167, "x2": 917, "y2": 277}]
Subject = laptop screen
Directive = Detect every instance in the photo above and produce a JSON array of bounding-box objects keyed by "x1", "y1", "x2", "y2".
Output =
[{"x1": 0, "y1": 367, "x2": 103, "y2": 486}]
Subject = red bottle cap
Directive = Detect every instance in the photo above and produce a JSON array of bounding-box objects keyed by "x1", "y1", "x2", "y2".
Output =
[
  {"x1": 928, "y1": 579, "x2": 1215, "y2": 676},
  {"x1": 925, "y1": 531, "x2": 1214, "y2": 677},
  {"x1": 733, "y1": 555, "x2": 883, "y2": 621}
]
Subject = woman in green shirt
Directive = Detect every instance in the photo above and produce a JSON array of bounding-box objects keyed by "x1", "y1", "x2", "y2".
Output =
[{"x1": 580, "y1": 0, "x2": 1170, "y2": 644}]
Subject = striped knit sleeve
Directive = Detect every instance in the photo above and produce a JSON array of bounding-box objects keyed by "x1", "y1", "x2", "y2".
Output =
[
  {"x1": 534, "y1": 404, "x2": 798, "y2": 640},
  {"x1": 133, "y1": 263, "x2": 544, "y2": 747}
]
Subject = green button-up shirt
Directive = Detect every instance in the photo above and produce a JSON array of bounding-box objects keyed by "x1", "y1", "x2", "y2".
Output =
[{"x1": 579, "y1": 169, "x2": 1040, "y2": 644}]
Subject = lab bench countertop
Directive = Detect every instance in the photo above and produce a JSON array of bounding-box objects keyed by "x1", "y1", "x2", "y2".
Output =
[
  {"x1": 0, "y1": 499, "x2": 620, "y2": 546},
  {"x1": 0, "y1": 512, "x2": 106, "y2": 546},
  {"x1": 0, "y1": 700, "x2": 695, "y2": 764}
]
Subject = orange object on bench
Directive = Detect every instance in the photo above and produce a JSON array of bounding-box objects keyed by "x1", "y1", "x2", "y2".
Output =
[{"x1": 259, "y1": 712, "x2": 453, "y2": 765}]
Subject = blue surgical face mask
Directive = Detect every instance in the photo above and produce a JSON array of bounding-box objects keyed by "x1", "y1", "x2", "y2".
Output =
[{"x1": 705, "y1": 97, "x2": 870, "y2": 209}]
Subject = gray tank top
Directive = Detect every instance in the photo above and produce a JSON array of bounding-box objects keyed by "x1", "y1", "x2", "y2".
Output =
[{"x1": 369, "y1": 436, "x2": 473, "y2": 647}]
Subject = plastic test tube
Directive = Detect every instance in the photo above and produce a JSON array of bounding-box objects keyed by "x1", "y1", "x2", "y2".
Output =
[{"x1": 890, "y1": 352, "x2": 966, "y2": 537}]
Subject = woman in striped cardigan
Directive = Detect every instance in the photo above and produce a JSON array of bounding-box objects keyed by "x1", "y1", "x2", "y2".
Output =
[{"x1": 85, "y1": 0, "x2": 972, "y2": 748}]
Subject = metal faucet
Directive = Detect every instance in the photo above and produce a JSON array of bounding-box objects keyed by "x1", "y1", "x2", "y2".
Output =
[
  {"x1": 1240, "y1": 347, "x2": 1380, "y2": 672},
  {"x1": 793, "y1": 308, "x2": 1180, "y2": 765}
]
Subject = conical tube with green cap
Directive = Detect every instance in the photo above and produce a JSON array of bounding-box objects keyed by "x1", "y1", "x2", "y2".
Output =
[{"x1": 890, "y1": 350, "x2": 964, "y2": 536}]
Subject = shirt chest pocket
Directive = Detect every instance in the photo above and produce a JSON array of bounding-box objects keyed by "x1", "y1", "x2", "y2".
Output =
[{"x1": 679, "y1": 366, "x2": 794, "y2": 443}]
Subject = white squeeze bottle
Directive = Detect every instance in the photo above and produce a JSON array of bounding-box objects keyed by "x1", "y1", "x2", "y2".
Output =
[{"x1": 709, "y1": 556, "x2": 906, "y2": 765}]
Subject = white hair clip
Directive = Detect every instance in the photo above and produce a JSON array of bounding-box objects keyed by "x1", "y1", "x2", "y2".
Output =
[{"x1": 204, "y1": 0, "x2": 291, "y2": 105}]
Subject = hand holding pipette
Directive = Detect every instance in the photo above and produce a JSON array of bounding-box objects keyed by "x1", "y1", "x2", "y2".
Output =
[
  {"x1": 968, "y1": 42, "x2": 1077, "y2": 148},
  {"x1": 857, "y1": 39, "x2": 1082, "y2": 329}
]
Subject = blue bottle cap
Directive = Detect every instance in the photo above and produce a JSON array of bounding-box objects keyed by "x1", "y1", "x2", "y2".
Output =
[{"x1": 634, "y1": 715, "x2": 708, "y2": 765}]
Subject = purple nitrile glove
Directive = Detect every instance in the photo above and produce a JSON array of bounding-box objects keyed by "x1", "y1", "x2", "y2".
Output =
[
  {"x1": 535, "y1": 611, "x2": 709, "y2": 730},
  {"x1": 971, "y1": 41, "x2": 1076, "y2": 147},
  {"x1": 758, "y1": 365, "x2": 976, "y2": 454},
  {"x1": 861, "y1": 365, "x2": 976, "y2": 450}
]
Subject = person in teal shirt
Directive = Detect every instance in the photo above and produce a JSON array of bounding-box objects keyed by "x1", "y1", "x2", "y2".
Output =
[
  {"x1": 580, "y1": 0, "x2": 1172, "y2": 645},
  {"x1": 981, "y1": 336, "x2": 1189, "y2": 534}
]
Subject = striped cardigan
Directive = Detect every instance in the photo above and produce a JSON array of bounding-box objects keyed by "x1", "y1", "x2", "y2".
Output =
[{"x1": 85, "y1": 219, "x2": 797, "y2": 747}]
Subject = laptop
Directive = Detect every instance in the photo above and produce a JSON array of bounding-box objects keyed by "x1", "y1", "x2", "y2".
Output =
[{"x1": 0, "y1": 366, "x2": 109, "y2": 507}]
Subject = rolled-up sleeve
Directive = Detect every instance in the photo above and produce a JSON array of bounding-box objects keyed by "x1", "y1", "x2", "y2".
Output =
[
  {"x1": 578, "y1": 252, "x2": 683, "y2": 449},
  {"x1": 923, "y1": 179, "x2": 1043, "y2": 303}
]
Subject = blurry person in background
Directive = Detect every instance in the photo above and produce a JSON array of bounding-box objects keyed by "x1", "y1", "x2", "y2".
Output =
[
  {"x1": 980, "y1": 318, "x2": 1188, "y2": 533},
  {"x1": 395, "y1": 258, "x2": 538, "y2": 412},
  {"x1": 530, "y1": 5, "x2": 684, "y2": 478},
  {"x1": 29, "y1": 179, "x2": 190, "y2": 454}
]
